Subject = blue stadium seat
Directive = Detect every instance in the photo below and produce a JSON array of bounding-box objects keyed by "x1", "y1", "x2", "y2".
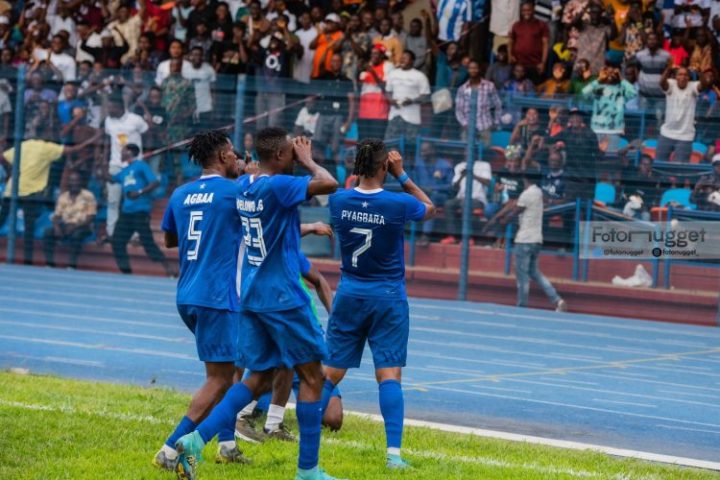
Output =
[
  {"x1": 660, "y1": 188, "x2": 696, "y2": 209},
  {"x1": 491, "y1": 130, "x2": 511, "y2": 148},
  {"x1": 692, "y1": 142, "x2": 708, "y2": 155},
  {"x1": 594, "y1": 182, "x2": 616, "y2": 206}
]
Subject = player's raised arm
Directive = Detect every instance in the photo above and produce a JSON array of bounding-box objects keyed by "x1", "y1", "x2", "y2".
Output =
[
  {"x1": 300, "y1": 222, "x2": 334, "y2": 238},
  {"x1": 303, "y1": 264, "x2": 334, "y2": 314},
  {"x1": 292, "y1": 136, "x2": 339, "y2": 198},
  {"x1": 387, "y1": 150, "x2": 436, "y2": 220}
]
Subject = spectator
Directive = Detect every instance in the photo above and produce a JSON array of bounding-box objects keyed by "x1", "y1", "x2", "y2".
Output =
[
  {"x1": 133, "y1": 85, "x2": 167, "y2": 173},
  {"x1": 635, "y1": 32, "x2": 672, "y2": 121},
  {"x1": 48, "y1": 3, "x2": 78, "y2": 48},
  {"x1": 621, "y1": 154, "x2": 664, "y2": 219},
  {"x1": 109, "y1": 143, "x2": 173, "y2": 275},
  {"x1": 503, "y1": 63, "x2": 535, "y2": 97},
  {"x1": 486, "y1": 44, "x2": 512, "y2": 90},
  {"x1": 657, "y1": 67, "x2": 710, "y2": 162},
  {"x1": 217, "y1": 21, "x2": 250, "y2": 74},
  {"x1": 187, "y1": 0, "x2": 217, "y2": 41},
  {"x1": 27, "y1": 100, "x2": 60, "y2": 142},
  {"x1": 664, "y1": 28, "x2": 690, "y2": 68},
  {"x1": 339, "y1": 13, "x2": 372, "y2": 87},
  {"x1": 59, "y1": 108, "x2": 100, "y2": 190},
  {"x1": 142, "y1": 0, "x2": 172, "y2": 52},
  {"x1": 582, "y1": 66, "x2": 637, "y2": 153},
  {"x1": 605, "y1": 0, "x2": 631, "y2": 65},
  {"x1": 242, "y1": 1, "x2": 271, "y2": 39},
  {"x1": 689, "y1": 27, "x2": 715, "y2": 74},
  {"x1": 310, "y1": 13, "x2": 344, "y2": 79},
  {"x1": 315, "y1": 52, "x2": 355, "y2": 164},
  {"x1": 24, "y1": 72, "x2": 58, "y2": 109},
  {"x1": 509, "y1": 107, "x2": 544, "y2": 149},
  {"x1": 547, "y1": 104, "x2": 569, "y2": 138},
  {"x1": 620, "y1": 0, "x2": 647, "y2": 62},
  {"x1": 536, "y1": 63, "x2": 570, "y2": 98},
  {"x1": 43, "y1": 171, "x2": 96, "y2": 269},
  {"x1": 0, "y1": 79, "x2": 9, "y2": 151},
  {"x1": 0, "y1": 128, "x2": 100, "y2": 265},
  {"x1": 357, "y1": 43, "x2": 393, "y2": 140},
  {"x1": 162, "y1": 58, "x2": 195, "y2": 185},
  {"x1": 554, "y1": 108, "x2": 601, "y2": 201},
  {"x1": 512, "y1": 169, "x2": 566, "y2": 311},
  {"x1": 44, "y1": 33, "x2": 77, "y2": 81},
  {"x1": 172, "y1": 0, "x2": 194, "y2": 43},
  {"x1": 361, "y1": 9, "x2": 379, "y2": 39},
  {"x1": 384, "y1": 50, "x2": 430, "y2": 144},
  {"x1": 293, "y1": 11, "x2": 319, "y2": 84},
  {"x1": 103, "y1": 95, "x2": 149, "y2": 239},
  {"x1": 575, "y1": 3, "x2": 616, "y2": 76},
  {"x1": 57, "y1": 82, "x2": 88, "y2": 140},
  {"x1": 155, "y1": 39, "x2": 192, "y2": 86},
  {"x1": 293, "y1": 96, "x2": 319, "y2": 137},
  {"x1": 569, "y1": 58, "x2": 595, "y2": 95},
  {"x1": 211, "y1": 1, "x2": 236, "y2": 55},
  {"x1": 439, "y1": 154, "x2": 493, "y2": 245},
  {"x1": 185, "y1": 46, "x2": 217, "y2": 130},
  {"x1": 267, "y1": 0, "x2": 297, "y2": 32},
  {"x1": 251, "y1": 30, "x2": 291, "y2": 129},
  {"x1": 405, "y1": 17, "x2": 427, "y2": 73},
  {"x1": 490, "y1": 0, "x2": 519, "y2": 52},
  {"x1": 373, "y1": 17, "x2": 403, "y2": 66},
  {"x1": 108, "y1": 2, "x2": 143, "y2": 64},
  {"x1": 509, "y1": 1, "x2": 550, "y2": 81},
  {"x1": 80, "y1": 27, "x2": 129, "y2": 69},
  {"x1": 126, "y1": 32, "x2": 164, "y2": 71},
  {"x1": 691, "y1": 155, "x2": 720, "y2": 211},
  {"x1": 436, "y1": 0, "x2": 472, "y2": 43},
  {"x1": 75, "y1": 21, "x2": 103, "y2": 65},
  {"x1": 390, "y1": 12, "x2": 407, "y2": 47},
  {"x1": 541, "y1": 144, "x2": 567, "y2": 204},
  {"x1": 417, "y1": 141, "x2": 454, "y2": 246},
  {"x1": 482, "y1": 145, "x2": 524, "y2": 240},
  {"x1": 456, "y1": 60, "x2": 502, "y2": 146},
  {"x1": 189, "y1": 20, "x2": 214, "y2": 61},
  {"x1": 432, "y1": 38, "x2": 468, "y2": 138}
]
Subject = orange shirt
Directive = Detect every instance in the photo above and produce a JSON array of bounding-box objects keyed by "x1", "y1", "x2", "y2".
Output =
[
  {"x1": 311, "y1": 31, "x2": 344, "y2": 78},
  {"x1": 603, "y1": 0, "x2": 631, "y2": 51}
]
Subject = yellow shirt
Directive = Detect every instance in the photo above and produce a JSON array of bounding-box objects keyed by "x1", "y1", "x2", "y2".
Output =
[
  {"x1": 54, "y1": 189, "x2": 97, "y2": 225},
  {"x1": 3, "y1": 140, "x2": 65, "y2": 197},
  {"x1": 603, "y1": 0, "x2": 630, "y2": 51}
]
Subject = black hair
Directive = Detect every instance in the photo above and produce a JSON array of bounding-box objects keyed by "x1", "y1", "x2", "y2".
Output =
[
  {"x1": 255, "y1": 127, "x2": 289, "y2": 163},
  {"x1": 353, "y1": 138, "x2": 387, "y2": 178},
  {"x1": 403, "y1": 49, "x2": 416, "y2": 62},
  {"x1": 188, "y1": 130, "x2": 230, "y2": 168},
  {"x1": 125, "y1": 143, "x2": 141, "y2": 157},
  {"x1": 497, "y1": 44, "x2": 508, "y2": 54},
  {"x1": 523, "y1": 167, "x2": 542, "y2": 184},
  {"x1": 141, "y1": 31, "x2": 156, "y2": 42},
  {"x1": 190, "y1": 45, "x2": 204, "y2": 54},
  {"x1": 108, "y1": 94, "x2": 124, "y2": 107}
]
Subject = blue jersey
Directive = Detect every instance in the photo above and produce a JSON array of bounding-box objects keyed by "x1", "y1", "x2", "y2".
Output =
[
  {"x1": 161, "y1": 175, "x2": 242, "y2": 311},
  {"x1": 236, "y1": 174, "x2": 310, "y2": 312},
  {"x1": 329, "y1": 188, "x2": 426, "y2": 299},
  {"x1": 113, "y1": 160, "x2": 158, "y2": 214}
]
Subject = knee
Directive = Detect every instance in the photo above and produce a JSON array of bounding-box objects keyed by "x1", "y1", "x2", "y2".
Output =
[{"x1": 323, "y1": 405, "x2": 343, "y2": 432}]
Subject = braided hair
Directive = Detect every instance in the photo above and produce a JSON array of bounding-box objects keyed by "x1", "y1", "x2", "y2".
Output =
[
  {"x1": 188, "y1": 130, "x2": 230, "y2": 168},
  {"x1": 353, "y1": 138, "x2": 387, "y2": 178}
]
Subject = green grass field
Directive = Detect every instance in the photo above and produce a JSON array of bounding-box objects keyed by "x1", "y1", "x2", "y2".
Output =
[{"x1": 1, "y1": 371, "x2": 719, "y2": 480}]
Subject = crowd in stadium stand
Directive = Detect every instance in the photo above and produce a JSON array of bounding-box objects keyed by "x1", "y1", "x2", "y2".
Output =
[{"x1": 1, "y1": 0, "x2": 720, "y2": 267}]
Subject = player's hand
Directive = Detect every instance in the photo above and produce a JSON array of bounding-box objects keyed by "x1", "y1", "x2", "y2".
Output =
[
  {"x1": 293, "y1": 136, "x2": 314, "y2": 167},
  {"x1": 310, "y1": 222, "x2": 333, "y2": 238},
  {"x1": 387, "y1": 150, "x2": 404, "y2": 178},
  {"x1": 127, "y1": 190, "x2": 141, "y2": 199}
]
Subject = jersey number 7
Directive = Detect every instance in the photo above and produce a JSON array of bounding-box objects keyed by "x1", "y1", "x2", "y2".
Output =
[{"x1": 350, "y1": 227, "x2": 372, "y2": 268}]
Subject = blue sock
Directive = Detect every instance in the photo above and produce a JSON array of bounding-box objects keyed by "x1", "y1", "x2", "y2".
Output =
[
  {"x1": 379, "y1": 380, "x2": 404, "y2": 450},
  {"x1": 256, "y1": 391, "x2": 271, "y2": 413},
  {"x1": 218, "y1": 427, "x2": 235, "y2": 443},
  {"x1": 296, "y1": 400, "x2": 322, "y2": 470},
  {"x1": 197, "y1": 382, "x2": 253, "y2": 443},
  {"x1": 319, "y1": 379, "x2": 335, "y2": 414},
  {"x1": 165, "y1": 416, "x2": 197, "y2": 449}
]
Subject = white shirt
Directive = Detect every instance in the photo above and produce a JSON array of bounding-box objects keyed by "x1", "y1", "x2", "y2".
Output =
[
  {"x1": 294, "y1": 107, "x2": 319, "y2": 135},
  {"x1": 184, "y1": 63, "x2": 217, "y2": 114},
  {"x1": 104, "y1": 112, "x2": 149, "y2": 168},
  {"x1": 267, "y1": 10, "x2": 297, "y2": 32},
  {"x1": 490, "y1": 0, "x2": 519, "y2": 36},
  {"x1": 76, "y1": 32, "x2": 102, "y2": 63},
  {"x1": 452, "y1": 160, "x2": 491, "y2": 204},
  {"x1": 48, "y1": 15, "x2": 77, "y2": 47},
  {"x1": 50, "y1": 52, "x2": 77, "y2": 81},
  {"x1": 436, "y1": 0, "x2": 472, "y2": 41},
  {"x1": 0, "y1": 90, "x2": 11, "y2": 115},
  {"x1": 516, "y1": 184, "x2": 543, "y2": 244},
  {"x1": 661, "y1": 79, "x2": 700, "y2": 142},
  {"x1": 385, "y1": 68, "x2": 430, "y2": 125},
  {"x1": 155, "y1": 59, "x2": 193, "y2": 86},
  {"x1": 109, "y1": 15, "x2": 142, "y2": 64},
  {"x1": 293, "y1": 27, "x2": 318, "y2": 84}
]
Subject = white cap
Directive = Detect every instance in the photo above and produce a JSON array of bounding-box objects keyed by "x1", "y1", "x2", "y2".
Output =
[
  {"x1": 325, "y1": 13, "x2": 341, "y2": 23},
  {"x1": 712, "y1": 153, "x2": 720, "y2": 165},
  {"x1": 0, "y1": 16, "x2": 9, "y2": 25}
]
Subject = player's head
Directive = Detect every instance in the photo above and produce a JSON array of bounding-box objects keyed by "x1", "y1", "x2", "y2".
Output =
[
  {"x1": 256, "y1": 126, "x2": 294, "y2": 174},
  {"x1": 188, "y1": 130, "x2": 241, "y2": 179},
  {"x1": 353, "y1": 138, "x2": 388, "y2": 181}
]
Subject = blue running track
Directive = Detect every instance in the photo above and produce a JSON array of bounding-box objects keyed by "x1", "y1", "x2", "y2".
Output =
[{"x1": 1, "y1": 264, "x2": 719, "y2": 463}]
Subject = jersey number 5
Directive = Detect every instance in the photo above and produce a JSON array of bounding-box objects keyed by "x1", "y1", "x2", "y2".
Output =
[
  {"x1": 187, "y1": 211, "x2": 203, "y2": 261},
  {"x1": 350, "y1": 227, "x2": 372, "y2": 268}
]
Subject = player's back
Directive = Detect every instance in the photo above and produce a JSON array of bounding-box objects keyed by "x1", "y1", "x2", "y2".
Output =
[
  {"x1": 236, "y1": 174, "x2": 309, "y2": 312},
  {"x1": 329, "y1": 187, "x2": 425, "y2": 299},
  {"x1": 162, "y1": 175, "x2": 242, "y2": 311}
]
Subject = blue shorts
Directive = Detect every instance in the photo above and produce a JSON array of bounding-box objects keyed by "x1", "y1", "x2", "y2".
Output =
[
  {"x1": 325, "y1": 294, "x2": 409, "y2": 369},
  {"x1": 237, "y1": 304, "x2": 327, "y2": 371},
  {"x1": 178, "y1": 305, "x2": 239, "y2": 363}
]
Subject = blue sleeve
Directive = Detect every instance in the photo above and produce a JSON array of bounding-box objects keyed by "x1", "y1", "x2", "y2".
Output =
[
  {"x1": 139, "y1": 161, "x2": 158, "y2": 184},
  {"x1": 271, "y1": 175, "x2": 310, "y2": 208},
  {"x1": 161, "y1": 202, "x2": 176, "y2": 233},
  {"x1": 298, "y1": 253, "x2": 311, "y2": 276},
  {"x1": 401, "y1": 193, "x2": 426, "y2": 222},
  {"x1": 111, "y1": 169, "x2": 124, "y2": 184}
]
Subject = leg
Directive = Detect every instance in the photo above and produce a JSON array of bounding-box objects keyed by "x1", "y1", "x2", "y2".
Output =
[
  {"x1": 110, "y1": 212, "x2": 135, "y2": 274},
  {"x1": 294, "y1": 361, "x2": 325, "y2": 472},
  {"x1": 444, "y1": 197, "x2": 463, "y2": 239},
  {"x1": 674, "y1": 139, "x2": 693, "y2": 163},
  {"x1": 43, "y1": 227, "x2": 58, "y2": 267},
  {"x1": 655, "y1": 134, "x2": 675, "y2": 163},
  {"x1": 66, "y1": 227, "x2": 91, "y2": 269},
  {"x1": 384, "y1": 116, "x2": 403, "y2": 141},
  {"x1": 105, "y1": 181, "x2": 121, "y2": 238},
  {"x1": 514, "y1": 243, "x2": 532, "y2": 307},
  {"x1": 323, "y1": 396, "x2": 343, "y2": 432},
  {"x1": 264, "y1": 367, "x2": 294, "y2": 437},
  {"x1": 21, "y1": 196, "x2": 43, "y2": 265},
  {"x1": 135, "y1": 213, "x2": 170, "y2": 272},
  {"x1": 527, "y1": 244, "x2": 562, "y2": 306}
]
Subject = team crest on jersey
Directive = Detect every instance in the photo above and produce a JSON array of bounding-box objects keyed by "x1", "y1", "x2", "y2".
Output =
[{"x1": 183, "y1": 192, "x2": 215, "y2": 205}]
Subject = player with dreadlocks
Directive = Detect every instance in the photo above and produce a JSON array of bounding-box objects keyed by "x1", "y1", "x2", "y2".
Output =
[
  {"x1": 154, "y1": 130, "x2": 249, "y2": 471},
  {"x1": 319, "y1": 138, "x2": 435, "y2": 469}
]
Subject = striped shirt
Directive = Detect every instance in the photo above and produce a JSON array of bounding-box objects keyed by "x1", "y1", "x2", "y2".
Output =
[
  {"x1": 635, "y1": 48, "x2": 671, "y2": 98},
  {"x1": 436, "y1": 0, "x2": 472, "y2": 41},
  {"x1": 454, "y1": 79, "x2": 502, "y2": 132}
]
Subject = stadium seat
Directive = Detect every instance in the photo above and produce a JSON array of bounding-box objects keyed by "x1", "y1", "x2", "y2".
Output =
[
  {"x1": 491, "y1": 130, "x2": 511, "y2": 149},
  {"x1": 594, "y1": 182, "x2": 616, "y2": 206},
  {"x1": 659, "y1": 188, "x2": 696, "y2": 209}
]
